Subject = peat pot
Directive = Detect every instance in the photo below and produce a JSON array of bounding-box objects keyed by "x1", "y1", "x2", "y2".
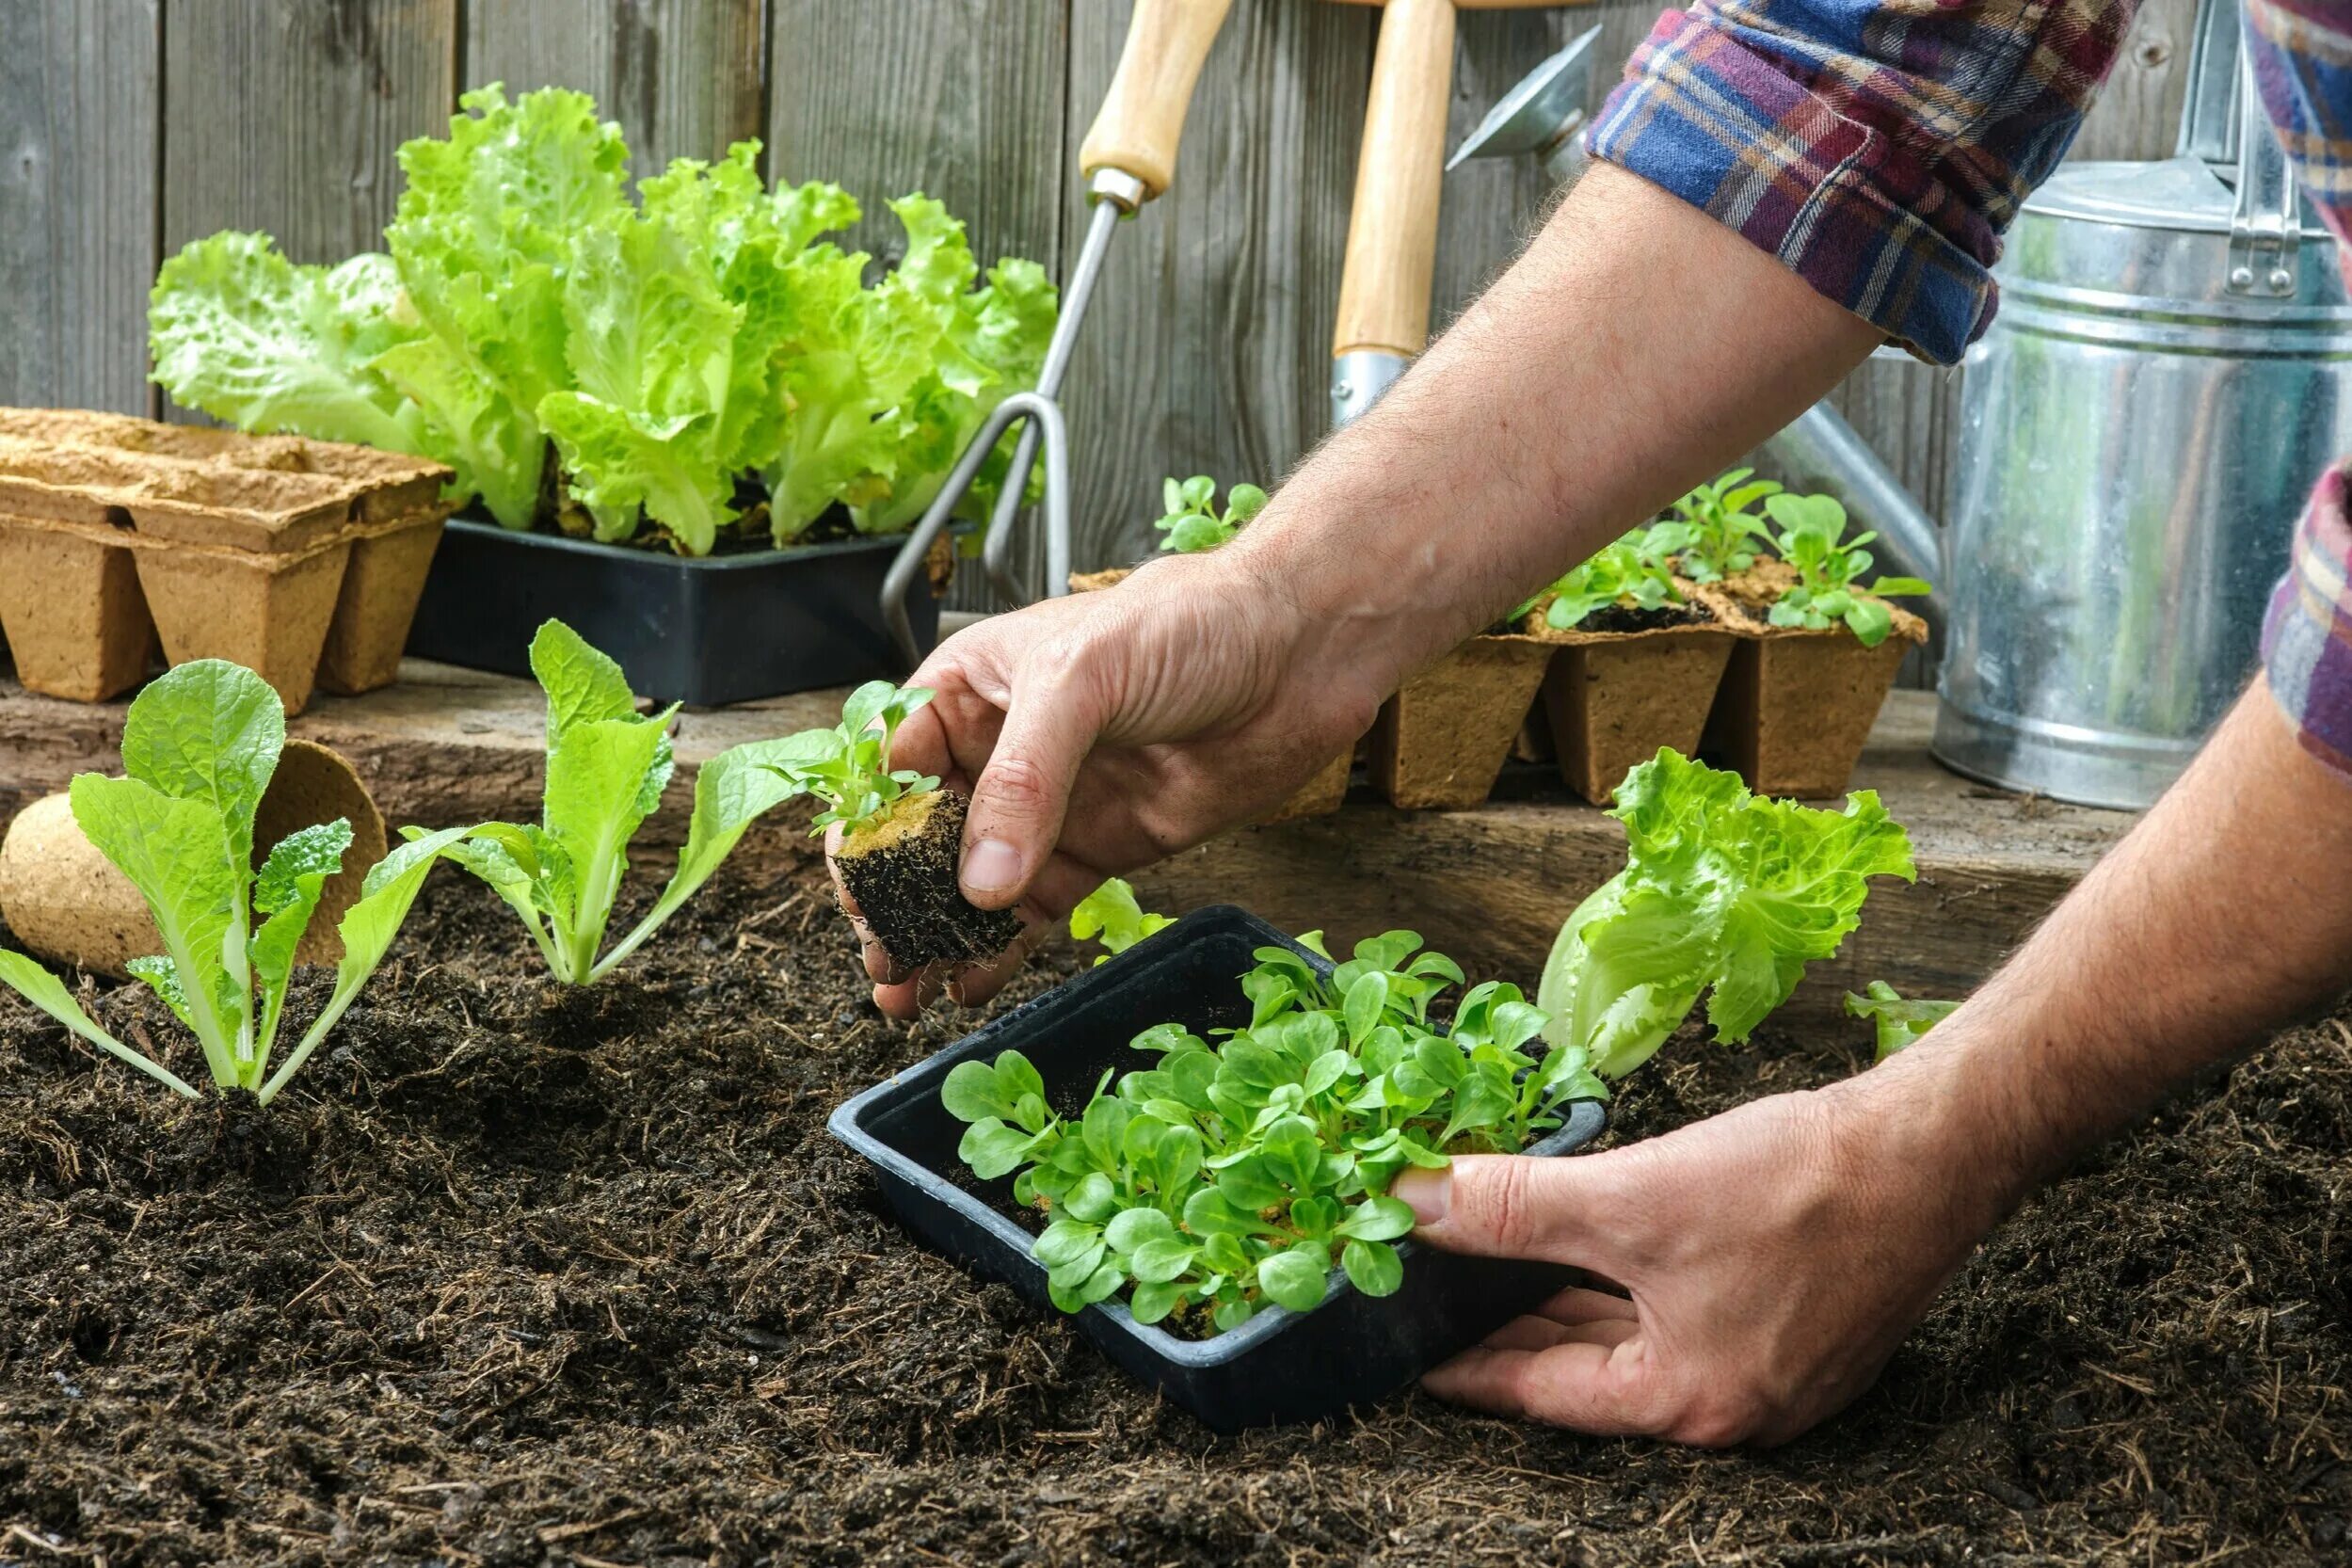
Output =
[
  {"x1": 1368, "y1": 634, "x2": 1554, "y2": 809},
  {"x1": 829, "y1": 904, "x2": 1608, "y2": 1432},
  {"x1": 406, "y1": 516, "x2": 949, "y2": 707},
  {"x1": 1530, "y1": 604, "x2": 1734, "y2": 806},
  {"x1": 1936, "y1": 60, "x2": 2352, "y2": 807}
]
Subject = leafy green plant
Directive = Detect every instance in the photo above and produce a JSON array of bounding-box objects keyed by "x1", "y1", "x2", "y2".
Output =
[
  {"x1": 436, "y1": 620, "x2": 827, "y2": 983},
  {"x1": 761, "y1": 681, "x2": 940, "y2": 836},
  {"x1": 945, "y1": 932, "x2": 1605, "y2": 1331},
  {"x1": 1524, "y1": 525, "x2": 1683, "y2": 631},
  {"x1": 1155, "y1": 475, "x2": 1268, "y2": 554},
  {"x1": 0, "y1": 661, "x2": 464, "y2": 1103},
  {"x1": 1654, "y1": 468, "x2": 1781, "y2": 583},
  {"x1": 1538, "y1": 749, "x2": 1916, "y2": 1078},
  {"x1": 1069, "y1": 879, "x2": 1175, "y2": 964},
  {"x1": 149, "y1": 86, "x2": 1057, "y2": 555},
  {"x1": 1845, "y1": 981, "x2": 1959, "y2": 1061},
  {"x1": 1759, "y1": 492, "x2": 1932, "y2": 648}
]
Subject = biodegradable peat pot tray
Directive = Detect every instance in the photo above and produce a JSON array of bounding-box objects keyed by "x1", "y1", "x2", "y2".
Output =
[
  {"x1": 405, "y1": 516, "x2": 948, "y2": 707},
  {"x1": 829, "y1": 904, "x2": 1608, "y2": 1433},
  {"x1": 1698, "y1": 573, "x2": 1928, "y2": 797},
  {"x1": 1529, "y1": 600, "x2": 1736, "y2": 806},
  {"x1": 1368, "y1": 633, "x2": 1554, "y2": 809}
]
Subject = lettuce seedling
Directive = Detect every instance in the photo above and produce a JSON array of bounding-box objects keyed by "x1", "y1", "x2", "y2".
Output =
[
  {"x1": 1155, "y1": 475, "x2": 1267, "y2": 554},
  {"x1": 0, "y1": 661, "x2": 464, "y2": 1102},
  {"x1": 1655, "y1": 467, "x2": 1781, "y2": 584},
  {"x1": 764, "y1": 680, "x2": 940, "y2": 834},
  {"x1": 1759, "y1": 492, "x2": 1932, "y2": 648},
  {"x1": 945, "y1": 932, "x2": 1605, "y2": 1332},
  {"x1": 1069, "y1": 878, "x2": 1175, "y2": 964},
  {"x1": 1538, "y1": 749, "x2": 1916, "y2": 1078},
  {"x1": 1845, "y1": 981, "x2": 1959, "y2": 1061},
  {"x1": 438, "y1": 620, "x2": 828, "y2": 983},
  {"x1": 1524, "y1": 525, "x2": 1684, "y2": 631}
]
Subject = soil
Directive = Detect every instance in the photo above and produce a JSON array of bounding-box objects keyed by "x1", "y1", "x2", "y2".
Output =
[
  {"x1": 836, "y1": 792, "x2": 1021, "y2": 969},
  {"x1": 3, "y1": 845, "x2": 2347, "y2": 1566}
]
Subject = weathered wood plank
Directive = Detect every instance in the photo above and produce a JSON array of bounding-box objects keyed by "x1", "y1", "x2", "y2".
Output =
[
  {"x1": 0, "y1": 0, "x2": 162, "y2": 416},
  {"x1": 2073, "y1": 0, "x2": 2199, "y2": 163},
  {"x1": 462, "y1": 0, "x2": 766, "y2": 180},
  {"x1": 0, "y1": 668, "x2": 2133, "y2": 1022},
  {"x1": 158, "y1": 0, "x2": 458, "y2": 418},
  {"x1": 1054, "y1": 0, "x2": 1373, "y2": 590}
]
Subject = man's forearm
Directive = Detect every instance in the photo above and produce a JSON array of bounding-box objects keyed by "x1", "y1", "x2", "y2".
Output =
[
  {"x1": 1889, "y1": 681, "x2": 2352, "y2": 1224},
  {"x1": 1203, "y1": 163, "x2": 1882, "y2": 711}
]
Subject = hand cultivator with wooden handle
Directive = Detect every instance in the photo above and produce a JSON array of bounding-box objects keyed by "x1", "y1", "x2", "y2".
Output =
[{"x1": 884, "y1": 0, "x2": 1235, "y2": 665}]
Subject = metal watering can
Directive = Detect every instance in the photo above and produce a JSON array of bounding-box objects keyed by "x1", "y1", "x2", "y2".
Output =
[{"x1": 1458, "y1": 0, "x2": 2352, "y2": 808}]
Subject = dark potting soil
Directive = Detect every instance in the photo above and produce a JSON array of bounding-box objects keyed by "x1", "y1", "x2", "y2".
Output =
[
  {"x1": 836, "y1": 792, "x2": 1022, "y2": 971},
  {"x1": 2, "y1": 846, "x2": 2348, "y2": 1565},
  {"x1": 1569, "y1": 601, "x2": 1711, "y2": 635}
]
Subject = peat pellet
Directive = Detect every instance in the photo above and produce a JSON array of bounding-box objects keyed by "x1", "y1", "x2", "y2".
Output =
[{"x1": 835, "y1": 790, "x2": 1021, "y2": 969}]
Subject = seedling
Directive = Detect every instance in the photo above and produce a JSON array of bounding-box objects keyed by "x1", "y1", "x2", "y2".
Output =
[
  {"x1": 1655, "y1": 468, "x2": 1780, "y2": 583},
  {"x1": 438, "y1": 620, "x2": 827, "y2": 984},
  {"x1": 1539, "y1": 749, "x2": 1916, "y2": 1077},
  {"x1": 771, "y1": 682, "x2": 1018, "y2": 968},
  {"x1": 1069, "y1": 878, "x2": 1175, "y2": 964},
  {"x1": 1759, "y1": 492, "x2": 1932, "y2": 648},
  {"x1": 1846, "y1": 981, "x2": 1959, "y2": 1061},
  {"x1": 1524, "y1": 525, "x2": 1684, "y2": 631},
  {"x1": 1155, "y1": 475, "x2": 1267, "y2": 554},
  {"x1": 0, "y1": 661, "x2": 464, "y2": 1102},
  {"x1": 945, "y1": 931, "x2": 1606, "y2": 1332}
]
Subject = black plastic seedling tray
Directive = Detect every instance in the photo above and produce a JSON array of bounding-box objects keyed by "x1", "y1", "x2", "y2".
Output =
[
  {"x1": 828, "y1": 904, "x2": 1608, "y2": 1432},
  {"x1": 406, "y1": 516, "x2": 942, "y2": 705}
]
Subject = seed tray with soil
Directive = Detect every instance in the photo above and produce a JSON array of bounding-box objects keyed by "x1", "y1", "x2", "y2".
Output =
[{"x1": 3, "y1": 844, "x2": 2345, "y2": 1565}]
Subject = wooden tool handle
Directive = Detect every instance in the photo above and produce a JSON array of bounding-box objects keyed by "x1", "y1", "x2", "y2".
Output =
[
  {"x1": 1080, "y1": 0, "x2": 1236, "y2": 201},
  {"x1": 1334, "y1": 0, "x2": 1457, "y2": 359}
]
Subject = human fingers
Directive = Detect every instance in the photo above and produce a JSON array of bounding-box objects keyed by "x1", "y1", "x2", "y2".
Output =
[
  {"x1": 1419, "y1": 1341, "x2": 1663, "y2": 1434},
  {"x1": 1392, "y1": 1154, "x2": 1625, "y2": 1272},
  {"x1": 959, "y1": 658, "x2": 1107, "y2": 909},
  {"x1": 1535, "y1": 1285, "x2": 1639, "y2": 1326}
]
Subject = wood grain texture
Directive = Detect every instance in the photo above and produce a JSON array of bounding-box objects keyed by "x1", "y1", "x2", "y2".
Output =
[
  {"x1": 462, "y1": 0, "x2": 766, "y2": 179},
  {"x1": 1052, "y1": 0, "x2": 1373, "y2": 591},
  {"x1": 1333, "y1": 0, "x2": 1455, "y2": 357},
  {"x1": 0, "y1": 0, "x2": 162, "y2": 416},
  {"x1": 1078, "y1": 0, "x2": 1237, "y2": 200}
]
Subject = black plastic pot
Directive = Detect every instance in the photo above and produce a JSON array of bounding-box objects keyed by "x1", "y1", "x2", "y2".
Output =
[
  {"x1": 828, "y1": 904, "x2": 1608, "y2": 1432},
  {"x1": 405, "y1": 514, "x2": 942, "y2": 705}
]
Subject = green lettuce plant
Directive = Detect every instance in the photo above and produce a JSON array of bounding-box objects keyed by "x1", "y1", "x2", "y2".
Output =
[
  {"x1": 1538, "y1": 749, "x2": 1916, "y2": 1078},
  {"x1": 1524, "y1": 525, "x2": 1683, "y2": 631},
  {"x1": 1760, "y1": 492, "x2": 1933, "y2": 648},
  {"x1": 1155, "y1": 475, "x2": 1268, "y2": 554},
  {"x1": 945, "y1": 931, "x2": 1605, "y2": 1331},
  {"x1": 149, "y1": 86, "x2": 1057, "y2": 555},
  {"x1": 1069, "y1": 878, "x2": 1175, "y2": 963},
  {"x1": 0, "y1": 662, "x2": 463, "y2": 1102},
  {"x1": 435, "y1": 620, "x2": 827, "y2": 983},
  {"x1": 1654, "y1": 467, "x2": 1781, "y2": 583},
  {"x1": 1846, "y1": 981, "x2": 1959, "y2": 1061},
  {"x1": 761, "y1": 681, "x2": 940, "y2": 836}
]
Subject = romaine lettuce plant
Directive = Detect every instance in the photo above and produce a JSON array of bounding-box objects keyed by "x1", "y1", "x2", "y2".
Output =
[
  {"x1": 1538, "y1": 749, "x2": 1916, "y2": 1077},
  {"x1": 1759, "y1": 493, "x2": 1933, "y2": 648},
  {"x1": 945, "y1": 931, "x2": 1605, "y2": 1331},
  {"x1": 1525, "y1": 525, "x2": 1683, "y2": 631},
  {"x1": 1155, "y1": 476, "x2": 1267, "y2": 554},
  {"x1": 1655, "y1": 467, "x2": 1781, "y2": 583},
  {"x1": 148, "y1": 86, "x2": 1057, "y2": 555},
  {"x1": 1846, "y1": 981, "x2": 1959, "y2": 1061},
  {"x1": 1068, "y1": 878, "x2": 1175, "y2": 964},
  {"x1": 0, "y1": 661, "x2": 464, "y2": 1102},
  {"x1": 435, "y1": 620, "x2": 827, "y2": 983}
]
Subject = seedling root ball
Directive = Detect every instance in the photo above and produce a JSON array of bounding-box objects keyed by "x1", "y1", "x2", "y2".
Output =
[{"x1": 838, "y1": 792, "x2": 1021, "y2": 969}]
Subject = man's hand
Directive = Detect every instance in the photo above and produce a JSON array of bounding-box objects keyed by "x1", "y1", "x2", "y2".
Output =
[
  {"x1": 1394, "y1": 1045, "x2": 2009, "y2": 1445},
  {"x1": 847, "y1": 551, "x2": 1385, "y2": 1016}
]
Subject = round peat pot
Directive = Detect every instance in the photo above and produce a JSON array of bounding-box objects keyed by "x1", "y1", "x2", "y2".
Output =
[{"x1": 827, "y1": 904, "x2": 1608, "y2": 1432}]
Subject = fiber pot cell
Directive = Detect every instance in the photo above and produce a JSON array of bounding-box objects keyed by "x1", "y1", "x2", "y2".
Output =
[
  {"x1": 315, "y1": 512, "x2": 451, "y2": 696},
  {"x1": 1262, "y1": 751, "x2": 1353, "y2": 823},
  {"x1": 827, "y1": 904, "x2": 1608, "y2": 1432},
  {"x1": 1368, "y1": 634, "x2": 1554, "y2": 809},
  {"x1": 0, "y1": 521, "x2": 154, "y2": 702},
  {"x1": 132, "y1": 542, "x2": 352, "y2": 717},
  {"x1": 1530, "y1": 604, "x2": 1735, "y2": 806},
  {"x1": 835, "y1": 790, "x2": 1021, "y2": 970},
  {"x1": 0, "y1": 739, "x2": 388, "y2": 975}
]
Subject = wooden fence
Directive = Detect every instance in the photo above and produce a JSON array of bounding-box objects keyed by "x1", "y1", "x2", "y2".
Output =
[{"x1": 2, "y1": 0, "x2": 2198, "y2": 602}]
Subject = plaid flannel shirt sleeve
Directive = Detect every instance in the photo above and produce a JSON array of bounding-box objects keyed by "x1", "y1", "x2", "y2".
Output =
[
  {"x1": 2252, "y1": 0, "x2": 2352, "y2": 774},
  {"x1": 1585, "y1": 2, "x2": 2135, "y2": 366}
]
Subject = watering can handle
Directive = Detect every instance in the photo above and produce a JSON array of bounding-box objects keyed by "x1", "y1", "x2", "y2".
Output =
[
  {"x1": 2227, "y1": 41, "x2": 2302, "y2": 297},
  {"x1": 1081, "y1": 0, "x2": 1236, "y2": 201}
]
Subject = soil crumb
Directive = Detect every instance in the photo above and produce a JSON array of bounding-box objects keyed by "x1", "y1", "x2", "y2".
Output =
[{"x1": 1, "y1": 863, "x2": 2345, "y2": 1565}]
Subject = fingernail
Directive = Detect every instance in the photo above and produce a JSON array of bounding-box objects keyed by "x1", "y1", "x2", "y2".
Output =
[
  {"x1": 962, "y1": 837, "x2": 1021, "y2": 896},
  {"x1": 1395, "y1": 1167, "x2": 1451, "y2": 1225}
]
